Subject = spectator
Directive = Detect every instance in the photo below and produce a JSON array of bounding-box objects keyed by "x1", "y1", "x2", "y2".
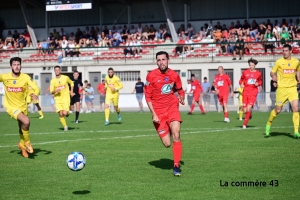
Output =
[
  {"x1": 4, "y1": 30, "x2": 14, "y2": 47},
  {"x1": 183, "y1": 36, "x2": 193, "y2": 54},
  {"x1": 66, "y1": 40, "x2": 75, "y2": 57},
  {"x1": 273, "y1": 25, "x2": 282, "y2": 41},
  {"x1": 132, "y1": 37, "x2": 142, "y2": 57},
  {"x1": 280, "y1": 28, "x2": 290, "y2": 45},
  {"x1": 97, "y1": 79, "x2": 106, "y2": 112},
  {"x1": 213, "y1": 29, "x2": 222, "y2": 43},
  {"x1": 175, "y1": 35, "x2": 185, "y2": 56},
  {"x1": 73, "y1": 41, "x2": 81, "y2": 57},
  {"x1": 148, "y1": 25, "x2": 156, "y2": 41},
  {"x1": 185, "y1": 79, "x2": 193, "y2": 109},
  {"x1": 288, "y1": 25, "x2": 296, "y2": 40},
  {"x1": 112, "y1": 31, "x2": 122, "y2": 47},
  {"x1": 218, "y1": 36, "x2": 228, "y2": 54},
  {"x1": 103, "y1": 25, "x2": 109, "y2": 36},
  {"x1": 142, "y1": 25, "x2": 149, "y2": 41},
  {"x1": 265, "y1": 34, "x2": 276, "y2": 53},
  {"x1": 36, "y1": 40, "x2": 42, "y2": 55},
  {"x1": 177, "y1": 24, "x2": 185, "y2": 34},
  {"x1": 23, "y1": 30, "x2": 31, "y2": 47},
  {"x1": 59, "y1": 28, "x2": 66, "y2": 40},
  {"x1": 229, "y1": 22, "x2": 235, "y2": 34},
  {"x1": 288, "y1": 18, "x2": 294, "y2": 27},
  {"x1": 129, "y1": 25, "x2": 136, "y2": 36},
  {"x1": 57, "y1": 48, "x2": 63, "y2": 64},
  {"x1": 274, "y1": 19, "x2": 281, "y2": 27},
  {"x1": 60, "y1": 36, "x2": 68, "y2": 57},
  {"x1": 199, "y1": 27, "x2": 205, "y2": 40},
  {"x1": 84, "y1": 83, "x2": 95, "y2": 113},
  {"x1": 111, "y1": 25, "x2": 117, "y2": 34},
  {"x1": 121, "y1": 25, "x2": 129, "y2": 43},
  {"x1": 186, "y1": 23, "x2": 194, "y2": 38},
  {"x1": 98, "y1": 31, "x2": 108, "y2": 47},
  {"x1": 214, "y1": 21, "x2": 222, "y2": 30},
  {"x1": 249, "y1": 20, "x2": 259, "y2": 38},
  {"x1": 136, "y1": 23, "x2": 143, "y2": 34},
  {"x1": 222, "y1": 24, "x2": 228, "y2": 32},
  {"x1": 75, "y1": 28, "x2": 83, "y2": 44},
  {"x1": 12, "y1": 30, "x2": 19, "y2": 42},
  {"x1": 41, "y1": 39, "x2": 49, "y2": 54},
  {"x1": 256, "y1": 24, "x2": 266, "y2": 41},
  {"x1": 234, "y1": 20, "x2": 243, "y2": 35},
  {"x1": 52, "y1": 29, "x2": 58, "y2": 39},
  {"x1": 162, "y1": 24, "x2": 171, "y2": 40},
  {"x1": 124, "y1": 36, "x2": 134, "y2": 57},
  {"x1": 222, "y1": 29, "x2": 230, "y2": 39},
  {"x1": 227, "y1": 34, "x2": 236, "y2": 54},
  {"x1": 106, "y1": 30, "x2": 114, "y2": 46},
  {"x1": 131, "y1": 77, "x2": 145, "y2": 112},
  {"x1": 232, "y1": 34, "x2": 244, "y2": 60},
  {"x1": 242, "y1": 20, "x2": 251, "y2": 36},
  {"x1": 117, "y1": 26, "x2": 123, "y2": 34},
  {"x1": 201, "y1": 77, "x2": 211, "y2": 111},
  {"x1": 156, "y1": 24, "x2": 164, "y2": 40},
  {"x1": 69, "y1": 32, "x2": 75, "y2": 41},
  {"x1": 281, "y1": 18, "x2": 288, "y2": 27}
]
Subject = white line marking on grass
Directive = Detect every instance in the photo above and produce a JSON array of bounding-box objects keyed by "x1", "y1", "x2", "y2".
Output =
[
  {"x1": 1, "y1": 127, "x2": 233, "y2": 136},
  {"x1": 0, "y1": 126, "x2": 292, "y2": 148}
]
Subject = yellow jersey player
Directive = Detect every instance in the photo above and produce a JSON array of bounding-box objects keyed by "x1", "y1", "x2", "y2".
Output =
[
  {"x1": 104, "y1": 67, "x2": 123, "y2": 126},
  {"x1": 50, "y1": 66, "x2": 74, "y2": 131},
  {"x1": 234, "y1": 85, "x2": 244, "y2": 120},
  {"x1": 26, "y1": 77, "x2": 44, "y2": 119},
  {"x1": 0, "y1": 57, "x2": 39, "y2": 158},
  {"x1": 266, "y1": 44, "x2": 300, "y2": 138}
]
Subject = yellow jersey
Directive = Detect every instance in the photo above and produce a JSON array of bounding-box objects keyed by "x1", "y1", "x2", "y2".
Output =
[
  {"x1": 238, "y1": 86, "x2": 243, "y2": 102},
  {"x1": 105, "y1": 75, "x2": 123, "y2": 95},
  {"x1": 272, "y1": 57, "x2": 300, "y2": 88},
  {"x1": 0, "y1": 72, "x2": 39, "y2": 109},
  {"x1": 50, "y1": 75, "x2": 74, "y2": 103}
]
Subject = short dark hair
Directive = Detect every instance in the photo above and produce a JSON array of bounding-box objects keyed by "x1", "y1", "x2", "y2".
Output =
[
  {"x1": 73, "y1": 70, "x2": 79, "y2": 74},
  {"x1": 54, "y1": 66, "x2": 61, "y2": 69},
  {"x1": 108, "y1": 67, "x2": 114, "y2": 71},
  {"x1": 84, "y1": 80, "x2": 88, "y2": 83},
  {"x1": 10, "y1": 57, "x2": 22, "y2": 66},
  {"x1": 156, "y1": 51, "x2": 169, "y2": 60},
  {"x1": 204, "y1": 77, "x2": 207, "y2": 79},
  {"x1": 248, "y1": 58, "x2": 258, "y2": 65},
  {"x1": 191, "y1": 74, "x2": 195, "y2": 77},
  {"x1": 283, "y1": 44, "x2": 292, "y2": 51}
]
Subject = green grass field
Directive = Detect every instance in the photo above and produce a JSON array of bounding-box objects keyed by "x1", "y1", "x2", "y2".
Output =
[{"x1": 1, "y1": 111, "x2": 300, "y2": 200}]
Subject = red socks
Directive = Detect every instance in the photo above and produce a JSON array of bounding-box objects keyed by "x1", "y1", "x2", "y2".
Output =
[{"x1": 173, "y1": 141, "x2": 182, "y2": 167}]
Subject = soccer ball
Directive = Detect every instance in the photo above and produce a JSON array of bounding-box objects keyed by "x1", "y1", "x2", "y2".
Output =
[{"x1": 66, "y1": 152, "x2": 86, "y2": 171}]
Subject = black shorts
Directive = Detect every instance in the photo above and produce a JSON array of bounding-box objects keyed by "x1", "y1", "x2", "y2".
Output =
[
  {"x1": 100, "y1": 94, "x2": 106, "y2": 104},
  {"x1": 203, "y1": 94, "x2": 211, "y2": 102},
  {"x1": 187, "y1": 95, "x2": 193, "y2": 106},
  {"x1": 71, "y1": 95, "x2": 81, "y2": 105}
]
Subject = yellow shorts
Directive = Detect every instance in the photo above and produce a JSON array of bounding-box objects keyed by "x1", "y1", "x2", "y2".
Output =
[
  {"x1": 5, "y1": 106, "x2": 28, "y2": 120},
  {"x1": 26, "y1": 95, "x2": 39, "y2": 104},
  {"x1": 105, "y1": 94, "x2": 119, "y2": 106},
  {"x1": 56, "y1": 102, "x2": 70, "y2": 113},
  {"x1": 276, "y1": 87, "x2": 298, "y2": 106},
  {"x1": 239, "y1": 97, "x2": 243, "y2": 107}
]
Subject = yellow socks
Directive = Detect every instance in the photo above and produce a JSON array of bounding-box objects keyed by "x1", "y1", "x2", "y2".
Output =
[
  {"x1": 292, "y1": 112, "x2": 299, "y2": 133},
  {"x1": 267, "y1": 109, "x2": 277, "y2": 126},
  {"x1": 60, "y1": 117, "x2": 67, "y2": 127},
  {"x1": 19, "y1": 133, "x2": 25, "y2": 147},
  {"x1": 21, "y1": 129, "x2": 30, "y2": 142},
  {"x1": 239, "y1": 110, "x2": 243, "y2": 119},
  {"x1": 105, "y1": 108, "x2": 110, "y2": 121},
  {"x1": 38, "y1": 110, "x2": 44, "y2": 117},
  {"x1": 116, "y1": 107, "x2": 120, "y2": 114}
]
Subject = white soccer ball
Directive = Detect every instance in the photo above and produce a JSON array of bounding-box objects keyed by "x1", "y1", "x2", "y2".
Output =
[{"x1": 66, "y1": 152, "x2": 86, "y2": 171}]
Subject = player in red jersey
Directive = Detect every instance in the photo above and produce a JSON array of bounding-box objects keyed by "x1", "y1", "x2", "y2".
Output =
[
  {"x1": 188, "y1": 74, "x2": 205, "y2": 114},
  {"x1": 145, "y1": 51, "x2": 185, "y2": 177},
  {"x1": 239, "y1": 58, "x2": 262, "y2": 129},
  {"x1": 213, "y1": 66, "x2": 234, "y2": 122}
]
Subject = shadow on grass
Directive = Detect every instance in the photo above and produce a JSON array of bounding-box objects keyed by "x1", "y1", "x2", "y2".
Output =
[
  {"x1": 72, "y1": 121, "x2": 88, "y2": 123},
  {"x1": 10, "y1": 148, "x2": 52, "y2": 159},
  {"x1": 148, "y1": 158, "x2": 184, "y2": 170},
  {"x1": 109, "y1": 122, "x2": 122, "y2": 125},
  {"x1": 213, "y1": 121, "x2": 227, "y2": 123},
  {"x1": 58, "y1": 127, "x2": 77, "y2": 131},
  {"x1": 266, "y1": 132, "x2": 295, "y2": 139},
  {"x1": 235, "y1": 125, "x2": 256, "y2": 128},
  {"x1": 72, "y1": 190, "x2": 91, "y2": 195}
]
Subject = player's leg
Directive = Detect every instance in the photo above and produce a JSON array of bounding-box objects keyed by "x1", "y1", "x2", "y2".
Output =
[
  {"x1": 266, "y1": 88, "x2": 286, "y2": 137},
  {"x1": 34, "y1": 101, "x2": 44, "y2": 119},
  {"x1": 17, "y1": 120, "x2": 28, "y2": 158},
  {"x1": 169, "y1": 121, "x2": 182, "y2": 176},
  {"x1": 59, "y1": 110, "x2": 68, "y2": 131},
  {"x1": 104, "y1": 96, "x2": 111, "y2": 125},
  {"x1": 75, "y1": 101, "x2": 80, "y2": 123},
  {"x1": 188, "y1": 98, "x2": 196, "y2": 114},
  {"x1": 288, "y1": 91, "x2": 299, "y2": 138},
  {"x1": 197, "y1": 97, "x2": 205, "y2": 114},
  {"x1": 17, "y1": 112, "x2": 33, "y2": 154},
  {"x1": 113, "y1": 95, "x2": 121, "y2": 121}
]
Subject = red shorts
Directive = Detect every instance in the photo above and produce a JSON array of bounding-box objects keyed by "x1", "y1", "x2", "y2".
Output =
[
  {"x1": 193, "y1": 92, "x2": 200, "y2": 102},
  {"x1": 153, "y1": 105, "x2": 182, "y2": 138},
  {"x1": 242, "y1": 95, "x2": 257, "y2": 107},
  {"x1": 218, "y1": 93, "x2": 228, "y2": 105}
]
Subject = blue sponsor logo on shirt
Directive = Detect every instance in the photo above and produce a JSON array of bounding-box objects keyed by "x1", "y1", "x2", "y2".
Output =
[
  {"x1": 165, "y1": 77, "x2": 169, "y2": 82},
  {"x1": 13, "y1": 80, "x2": 16, "y2": 84}
]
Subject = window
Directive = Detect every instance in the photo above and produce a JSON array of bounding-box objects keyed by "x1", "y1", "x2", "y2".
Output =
[{"x1": 114, "y1": 71, "x2": 140, "y2": 81}]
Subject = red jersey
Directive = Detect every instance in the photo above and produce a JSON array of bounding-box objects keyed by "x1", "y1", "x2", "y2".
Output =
[
  {"x1": 213, "y1": 74, "x2": 232, "y2": 94},
  {"x1": 239, "y1": 69, "x2": 262, "y2": 95},
  {"x1": 97, "y1": 83, "x2": 106, "y2": 95},
  {"x1": 191, "y1": 79, "x2": 203, "y2": 94},
  {"x1": 145, "y1": 68, "x2": 184, "y2": 109}
]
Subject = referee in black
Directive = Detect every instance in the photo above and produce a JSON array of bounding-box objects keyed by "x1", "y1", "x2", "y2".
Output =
[{"x1": 70, "y1": 71, "x2": 83, "y2": 123}]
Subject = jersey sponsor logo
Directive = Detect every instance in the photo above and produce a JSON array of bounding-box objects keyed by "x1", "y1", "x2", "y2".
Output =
[
  {"x1": 13, "y1": 80, "x2": 16, "y2": 84},
  {"x1": 283, "y1": 69, "x2": 295, "y2": 74},
  {"x1": 165, "y1": 77, "x2": 169, "y2": 82},
  {"x1": 7, "y1": 87, "x2": 23, "y2": 92},
  {"x1": 56, "y1": 85, "x2": 66, "y2": 90},
  {"x1": 161, "y1": 83, "x2": 174, "y2": 94},
  {"x1": 145, "y1": 81, "x2": 150, "y2": 86},
  {"x1": 247, "y1": 78, "x2": 256, "y2": 84}
]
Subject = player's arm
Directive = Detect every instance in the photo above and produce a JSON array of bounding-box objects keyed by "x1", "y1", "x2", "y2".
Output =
[
  {"x1": 132, "y1": 88, "x2": 136, "y2": 94},
  {"x1": 0, "y1": 74, "x2": 3, "y2": 82},
  {"x1": 67, "y1": 77, "x2": 75, "y2": 96},
  {"x1": 115, "y1": 77, "x2": 123, "y2": 91},
  {"x1": 175, "y1": 73, "x2": 185, "y2": 105},
  {"x1": 239, "y1": 71, "x2": 245, "y2": 87},
  {"x1": 27, "y1": 79, "x2": 40, "y2": 96},
  {"x1": 144, "y1": 75, "x2": 159, "y2": 123},
  {"x1": 228, "y1": 77, "x2": 234, "y2": 97},
  {"x1": 296, "y1": 60, "x2": 300, "y2": 83},
  {"x1": 256, "y1": 73, "x2": 263, "y2": 86}
]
